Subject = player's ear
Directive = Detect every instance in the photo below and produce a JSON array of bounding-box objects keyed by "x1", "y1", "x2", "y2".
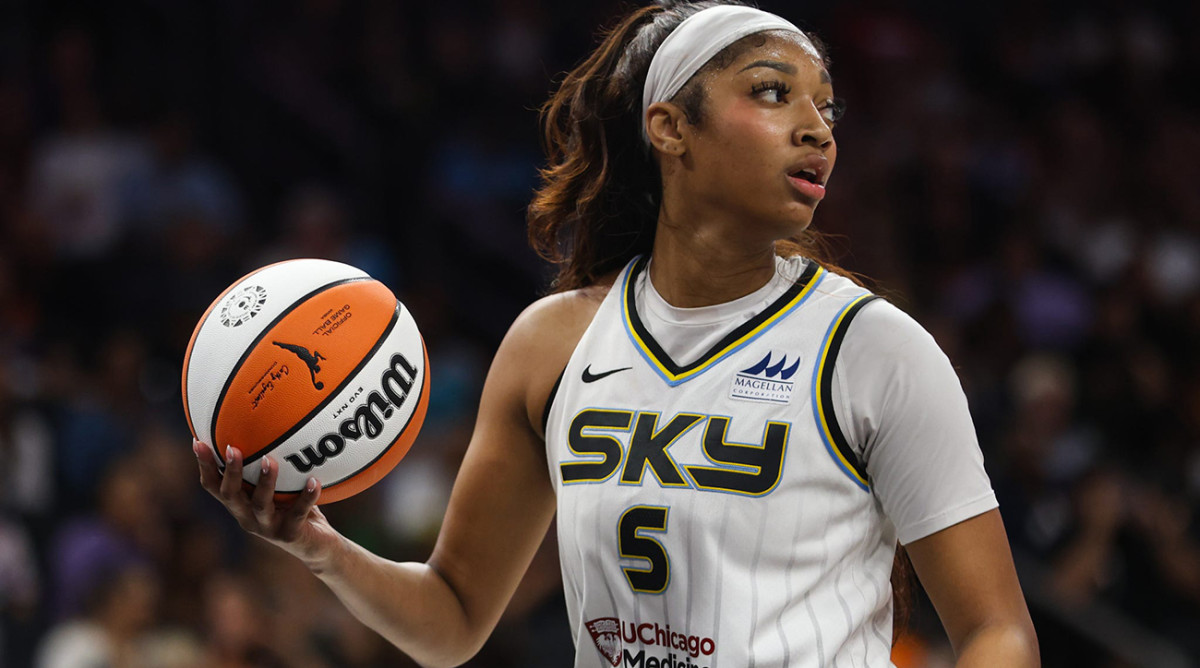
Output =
[{"x1": 645, "y1": 102, "x2": 688, "y2": 157}]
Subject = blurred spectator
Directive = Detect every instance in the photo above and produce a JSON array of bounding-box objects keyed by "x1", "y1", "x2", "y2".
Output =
[
  {"x1": 48, "y1": 463, "x2": 165, "y2": 620},
  {"x1": 34, "y1": 563, "x2": 188, "y2": 668},
  {"x1": 121, "y1": 111, "x2": 243, "y2": 238},
  {"x1": 258, "y1": 184, "x2": 397, "y2": 289},
  {"x1": 28, "y1": 26, "x2": 150, "y2": 260},
  {"x1": 200, "y1": 572, "x2": 293, "y2": 668},
  {"x1": 53, "y1": 332, "x2": 153, "y2": 510},
  {"x1": 0, "y1": 519, "x2": 40, "y2": 667},
  {"x1": 0, "y1": 354, "x2": 56, "y2": 520}
]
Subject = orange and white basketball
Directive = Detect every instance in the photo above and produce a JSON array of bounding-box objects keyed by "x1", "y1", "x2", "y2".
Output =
[{"x1": 182, "y1": 259, "x2": 429, "y2": 504}]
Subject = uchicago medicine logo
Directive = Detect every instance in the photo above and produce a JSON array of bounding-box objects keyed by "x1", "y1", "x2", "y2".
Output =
[
  {"x1": 586, "y1": 617, "x2": 715, "y2": 667},
  {"x1": 586, "y1": 618, "x2": 622, "y2": 666}
]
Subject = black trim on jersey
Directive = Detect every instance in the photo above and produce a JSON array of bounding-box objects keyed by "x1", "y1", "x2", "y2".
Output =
[
  {"x1": 818, "y1": 295, "x2": 880, "y2": 485},
  {"x1": 541, "y1": 368, "x2": 565, "y2": 436},
  {"x1": 623, "y1": 256, "x2": 821, "y2": 377}
]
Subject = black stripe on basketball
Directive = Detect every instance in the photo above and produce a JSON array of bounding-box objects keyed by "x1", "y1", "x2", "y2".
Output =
[
  {"x1": 206, "y1": 276, "x2": 374, "y2": 464},
  {"x1": 819, "y1": 295, "x2": 880, "y2": 485},
  {"x1": 240, "y1": 301, "x2": 402, "y2": 466},
  {"x1": 183, "y1": 261, "x2": 282, "y2": 443}
]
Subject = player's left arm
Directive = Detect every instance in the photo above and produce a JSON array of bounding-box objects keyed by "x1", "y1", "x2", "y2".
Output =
[
  {"x1": 905, "y1": 511, "x2": 1039, "y2": 667},
  {"x1": 833, "y1": 300, "x2": 1037, "y2": 666}
]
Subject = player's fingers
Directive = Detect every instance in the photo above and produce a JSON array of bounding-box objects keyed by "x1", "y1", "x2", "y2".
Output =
[
  {"x1": 219, "y1": 446, "x2": 251, "y2": 511},
  {"x1": 281, "y1": 477, "x2": 321, "y2": 540},
  {"x1": 194, "y1": 439, "x2": 223, "y2": 496},
  {"x1": 251, "y1": 456, "x2": 278, "y2": 526}
]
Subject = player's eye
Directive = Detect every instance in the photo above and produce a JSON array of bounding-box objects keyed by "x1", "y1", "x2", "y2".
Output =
[
  {"x1": 820, "y1": 98, "x2": 846, "y2": 127},
  {"x1": 751, "y1": 80, "x2": 792, "y2": 104}
]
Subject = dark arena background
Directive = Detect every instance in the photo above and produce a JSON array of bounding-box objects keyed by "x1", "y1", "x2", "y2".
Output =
[{"x1": 1, "y1": 1, "x2": 1199, "y2": 666}]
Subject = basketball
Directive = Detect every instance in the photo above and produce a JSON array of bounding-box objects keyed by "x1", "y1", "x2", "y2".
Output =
[{"x1": 182, "y1": 259, "x2": 429, "y2": 504}]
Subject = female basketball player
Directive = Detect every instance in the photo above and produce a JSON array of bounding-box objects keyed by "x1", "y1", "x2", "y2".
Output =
[{"x1": 194, "y1": 2, "x2": 1039, "y2": 665}]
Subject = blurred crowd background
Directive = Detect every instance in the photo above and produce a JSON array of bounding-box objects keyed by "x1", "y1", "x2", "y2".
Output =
[{"x1": 0, "y1": 0, "x2": 1198, "y2": 666}]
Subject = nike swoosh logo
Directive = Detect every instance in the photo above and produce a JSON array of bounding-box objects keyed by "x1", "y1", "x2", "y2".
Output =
[{"x1": 582, "y1": 365, "x2": 631, "y2": 383}]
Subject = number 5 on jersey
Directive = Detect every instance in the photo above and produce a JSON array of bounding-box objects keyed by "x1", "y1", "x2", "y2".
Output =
[{"x1": 618, "y1": 506, "x2": 670, "y2": 594}]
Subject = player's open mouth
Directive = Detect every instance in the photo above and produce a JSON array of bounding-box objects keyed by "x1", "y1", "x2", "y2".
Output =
[
  {"x1": 790, "y1": 167, "x2": 821, "y2": 184},
  {"x1": 786, "y1": 154, "x2": 828, "y2": 185},
  {"x1": 787, "y1": 171, "x2": 826, "y2": 200},
  {"x1": 786, "y1": 155, "x2": 828, "y2": 201}
]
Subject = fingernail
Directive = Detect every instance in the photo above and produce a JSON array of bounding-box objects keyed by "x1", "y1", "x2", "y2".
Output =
[
  {"x1": 226, "y1": 445, "x2": 234, "y2": 461},
  {"x1": 261, "y1": 457, "x2": 270, "y2": 476},
  {"x1": 306, "y1": 477, "x2": 317, "y2": 493},
  {"x1": 192, "y1": 441, "x2": 200, "y2": 457}
]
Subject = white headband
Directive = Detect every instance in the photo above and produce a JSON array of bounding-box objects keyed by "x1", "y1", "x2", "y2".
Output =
[{"x1": 641, "y1": 5, "x2": 803, "y2": 144}]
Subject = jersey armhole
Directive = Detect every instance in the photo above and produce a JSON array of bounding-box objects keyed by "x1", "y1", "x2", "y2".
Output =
[
  {"x1": 541, "y1": 368, "x2": 565, "y2": 436},
  {"x1": 812, "y1": 294, "x2": 879, "y2": 490}
]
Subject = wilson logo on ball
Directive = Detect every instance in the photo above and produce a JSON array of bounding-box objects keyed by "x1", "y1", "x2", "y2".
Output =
[{"x1": 284, "y1": 353, "x2": 420, "y2": 474}]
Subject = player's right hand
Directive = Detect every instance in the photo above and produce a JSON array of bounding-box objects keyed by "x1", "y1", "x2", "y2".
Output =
[{"x1": 194, "y1": 439, "x2": 344, "y2": 570}]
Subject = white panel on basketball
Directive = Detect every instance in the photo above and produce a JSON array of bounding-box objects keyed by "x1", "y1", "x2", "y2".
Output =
[
  {"x1": 184, "y1": 259, "x2": 368, "y2": 447},
  {"x1": 238, "y1": 306, "x2": 425, "y2": 493}
]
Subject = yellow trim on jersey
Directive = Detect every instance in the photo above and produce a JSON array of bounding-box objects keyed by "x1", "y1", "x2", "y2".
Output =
[
  {"x1": 622, "y1": 264, "x2": 826, "y2": 385},
  {"x1": 813, "y1": 294, "x2": 874, "y2": 489}
]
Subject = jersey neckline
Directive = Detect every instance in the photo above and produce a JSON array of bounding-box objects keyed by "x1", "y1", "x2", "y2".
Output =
[
  {"x1": 640, "y1": 255, "x2": 796, "y2": 327},
  {"x1": 621, "y1": 255, "x2": 826, "y2": 386}
]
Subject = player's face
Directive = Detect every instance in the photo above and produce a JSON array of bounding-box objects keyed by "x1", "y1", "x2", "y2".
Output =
[{"x1": 681, "y1": 32, "x2": 839, "y2": 237}]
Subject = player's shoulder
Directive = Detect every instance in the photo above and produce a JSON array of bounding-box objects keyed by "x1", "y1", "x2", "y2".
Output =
[
  {"x1": 807, "y1": 266, "x2": 940, "y2": 358},
  {"x1": 809, "y1": 265, "x2": 873, "y2": 303},
  {"x1": 497, "y1": 275, "x2": 617, "y2": 433},
  {"x1": 849, "y1": 296, "x2": 936, "y2": 354},
  {"x1": 508, "y1": 277, "x2": 615, "y2": 349},
  {"x1": 819, "y1": 287, "x2": 948, "y2": 378}
]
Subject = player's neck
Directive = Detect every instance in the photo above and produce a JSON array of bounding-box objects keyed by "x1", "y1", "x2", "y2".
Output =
[{"x1": 648, "y1": 220, "x2": 777, "y2": 308}]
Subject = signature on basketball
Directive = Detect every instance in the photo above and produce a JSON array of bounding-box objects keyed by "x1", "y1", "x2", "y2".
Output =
[{"x1": 250, "y1": 364, "x2": 289, "y2": 410}]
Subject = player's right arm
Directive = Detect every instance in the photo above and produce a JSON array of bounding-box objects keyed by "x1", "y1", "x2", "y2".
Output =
[{"x1": 194, "y1": 287, "x2": 604, "y2": 668}]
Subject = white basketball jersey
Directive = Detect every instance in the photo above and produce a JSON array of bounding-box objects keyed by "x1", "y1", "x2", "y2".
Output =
[{"x1": 545, "y1": 256, "x2": 897, "y2": 668}]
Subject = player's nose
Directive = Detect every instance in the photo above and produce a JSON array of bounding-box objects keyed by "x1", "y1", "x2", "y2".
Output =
[{"x1": 791, "y1": 100, "x2": 833, "y2": 150}]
